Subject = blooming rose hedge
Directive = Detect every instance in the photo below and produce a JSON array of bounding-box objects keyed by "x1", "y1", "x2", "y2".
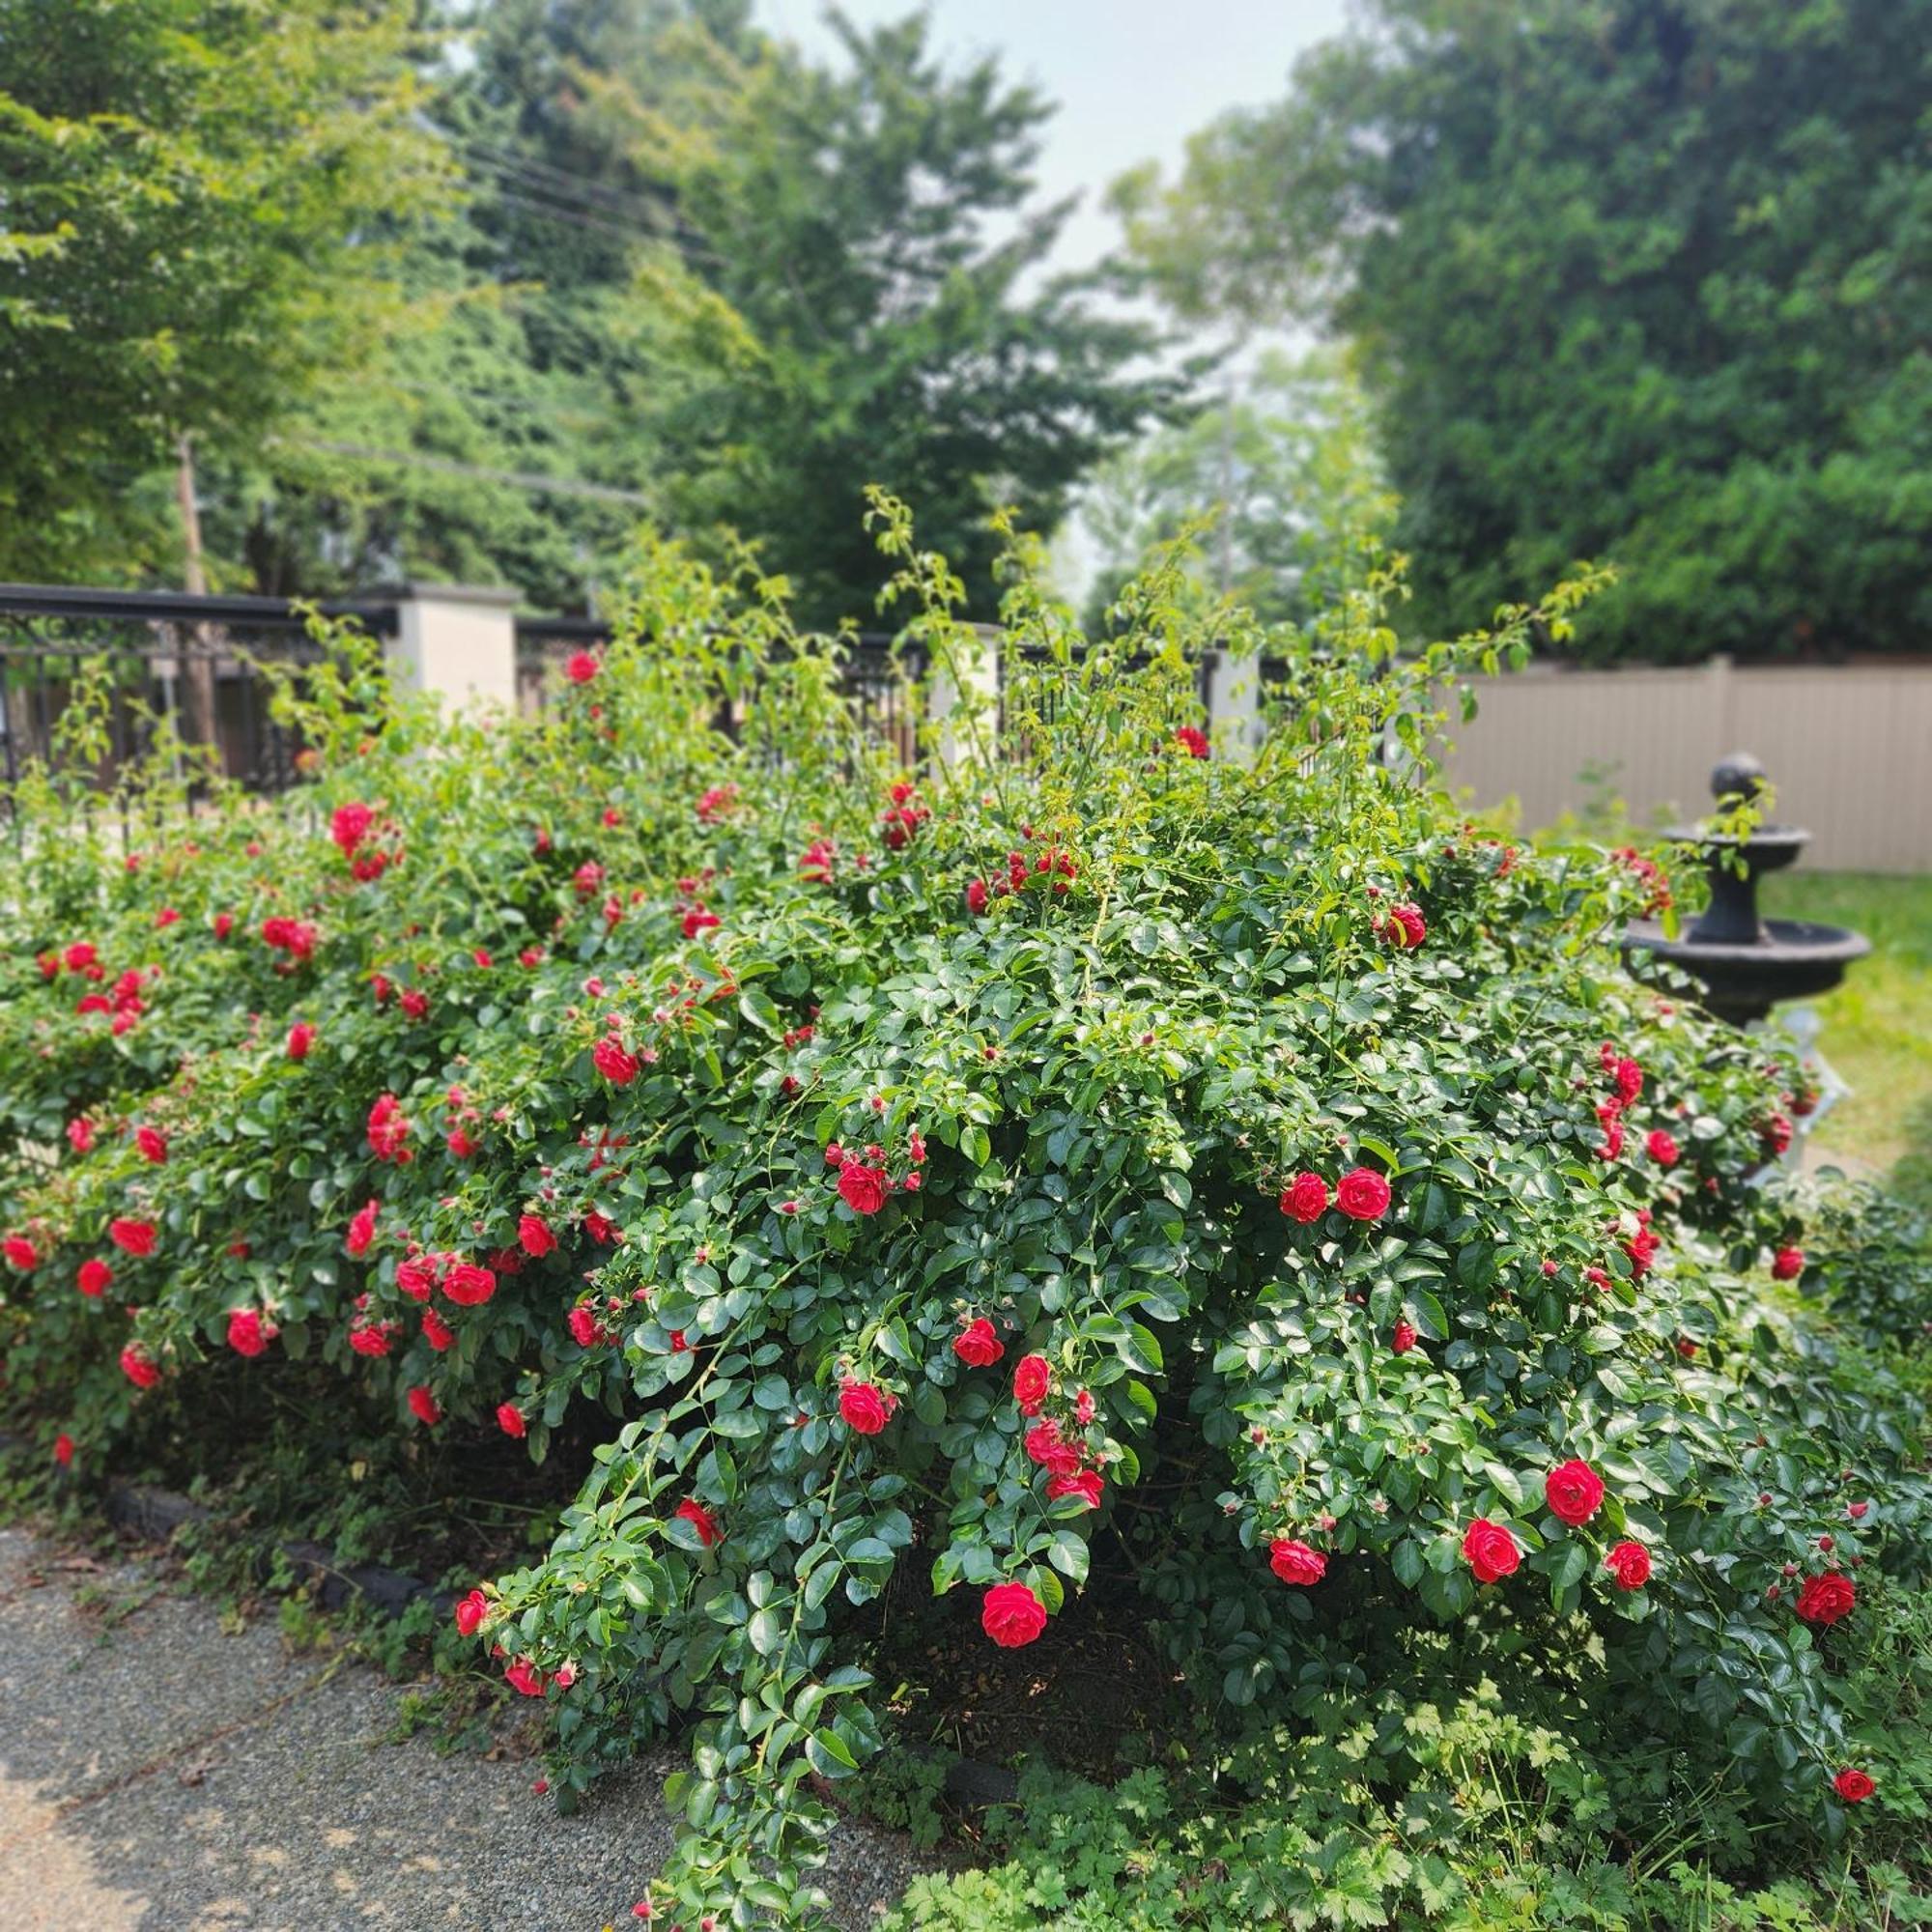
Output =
[{"x1": 0, "y1": 510, "x2": 1925, "y2": 1925}]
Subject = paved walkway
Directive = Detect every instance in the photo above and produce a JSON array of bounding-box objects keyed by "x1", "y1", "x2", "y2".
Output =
[{"x1": 0, "y1": 1524, "x2": 917, "y2": 1931}]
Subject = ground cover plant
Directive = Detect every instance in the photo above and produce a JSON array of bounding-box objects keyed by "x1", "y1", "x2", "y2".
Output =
[{"x1": 0, "y1": 504, "x2": 1927, "y2": 1928}]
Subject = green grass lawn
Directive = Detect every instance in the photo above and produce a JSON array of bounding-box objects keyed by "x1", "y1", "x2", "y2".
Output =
[{"x1": 1759, "y1": 871, "x2": 1932, "y2": 1208}]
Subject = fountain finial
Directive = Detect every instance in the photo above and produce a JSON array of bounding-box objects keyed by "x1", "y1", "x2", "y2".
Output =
[{"x1": 1711, "y1": 751, "x2": 1766, "y2": 810}]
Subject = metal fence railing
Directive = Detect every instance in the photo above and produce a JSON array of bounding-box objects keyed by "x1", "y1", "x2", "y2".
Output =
[
  {"x1": 513, "y1": 616, "x2": 927, "y2": 762},
  {"x1": 0, "y1": 585, "x2": 397, "y2": 800}
]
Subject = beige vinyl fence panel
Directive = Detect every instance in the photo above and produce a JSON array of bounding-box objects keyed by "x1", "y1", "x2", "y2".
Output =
[{"x1": 1437, "y1": 656, "x2": 1932, "y2": 873}]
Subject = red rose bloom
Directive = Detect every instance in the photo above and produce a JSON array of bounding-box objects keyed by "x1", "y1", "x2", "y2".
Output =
[
  {"x1": 67, "y1": 1117, "x2": 95, "y2": 1154},
  {"x1": 518, "y1": 1213, "x2": 556, "y2": 1259},
  {"x1": 952, "y1": 1318, "x2": 1005, "y2": 1368},
  {"x1": 675, "y1": 1499, "x2": 723, "y2": 1548},
  {"x1": 566, "y1": 1305, "x2": 606, "y2": 1348},
  {"x1": 346, "y1": 1201, "x2": 380, "y2": 1257},
  {"x1": 287, "y1": 1022, "x2": 316, "y2": 1060},
  {"x1": 837, "y1": 1163, "x2": 889, "y2": 1215},
  {"x1": 109, "y1": 1218, "x2": 157, "y2": 1257},
  {"x1": 965, "y1": 878, "x2": 989, "y2": 915},
  {"x1": 422, "y1": 1307, "x2": 454, "y2": 1351},
  {"x1": 136, "y1": 1125, "x2": 168, "y2": 1164},
  {"x1": 366, "y1": 1094, "x2": 412, "y2": 1163},
  {"x1": 980, "y1": 1580, "x2": 1048, "y2": 1649},
  {"x1": 1833, "y1": 1768, "x2": 1874, "y2": 1804},
  {"x1": 226, "y1": 1309, "x2": 272, "y2": 1357},
  {"x1": 1794, "y1": 1570, "x2": 1856, "y2": 1627},
  {"x1": 1012, "y1": 1352, "x2": 1052, "y2": 1416},
  {"x1": 120, "y1": 1343, "x2": 161, "y2": 1389},
  {"x1": 1391, "y1": 1320, "x2": 1418, "y2": 1354},
  {"x1": 406, "y1": 1385, "x2": 442, "y2": 1427},
  {"x1": 77, "y1": 1258, "x2": 112, "y2": 1297},
  {"x1": 329, "y1": 802, "x2": 374, "y2": 854},
  {"x1": 1174, "y1": 724, "x2": 1209, "y2": 759},
  {"x1": 564, "y1": 651, "x2": 599, "y2": 685},
  {"x1": 838, "y1": 1381, "x2": 892, "y2": 1435},
  {"x1": 1771, "y1": 1246, "x2": 1804, "y2": 1282},
  {"x1": 1612, "y1": 1057, "x2": 1643, "y2": 1104},
  {"x1": 1645, "y1": 1130, "x2": 1679, "y2": 1167},
  {"x1": 349, "y1": 1319, "x2": 394, "y2": 1357},
  {"x1": 1761, "y1": 1113, "x2": 1794, "y2": 1154},
  {"x1": 442, "y1": 1263, "x2": 497, "y2": 1307},
  {"x1": 504, "y1": 1658, "x2": 544, "y2": 1697},
  {"x1": 1605, "y1": 1541, "x2": 1652, "y2": 1590},
  {"x1": 1268, "y1": 1539, "x2": 1328, "y2": 1586},
  {"x1": 1462, "y1": 1518, "x2": 1520, "y2": 1584},
  {"x1": 396, "y1": 1258, "x2": 435, "y2": 1302},
  {"x1": 1278, "y1": 1173, "x2": 1329, "y2": 1224},
  {"x1": 3, "y1": 1235, "x2": 38, "y2": 1271},
  {"x1": 1545, "y1": 1459, "x2": 1605, "y2": 1526},
  {"x1": 53, "y1": 1433, "x2": 73, "y2": 1467},
  {"x1": 1047, "y1": 1467, "x2": 1104, "y2": 1508},
  {"x1": 1335, "y1": 1167, "x2": 1391, "y2": 1221},
  {"x1": 1024, "y1": 1418, "x2": 1083, "y2": 1477},
  {"x1": 496, "y1": 1402, "x2": 526, "y2": 1438},
  {"x1": 1382, "y1": 900, "x2": 1426, "y2": 950},
  {"x1": 455, "y1": 1588, "x2": 490, "y2": 1636},
  {"x1": 592, "y1": 1036, "x2": 639, "y2": 1085}
]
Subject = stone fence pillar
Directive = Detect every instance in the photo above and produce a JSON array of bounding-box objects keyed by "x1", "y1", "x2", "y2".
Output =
[
  {"x1": 381, "y1": 584, "x2": 520, "y2": 711},
  {"x1": 928, "y1": 623, "x2": 1004, "y2": 766}
]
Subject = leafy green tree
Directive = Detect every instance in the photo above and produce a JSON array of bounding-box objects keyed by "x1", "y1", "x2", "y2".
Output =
[
  {"x1": 0, "y1": 0, "x2": 452, "y2": 583},
  {"x1": 1119, "y1": 0, "x2": 1932, "y2": 661},
  {"x1": 1081, "y1": 346, "x2": 1393, "y2": 632},
  {"x1": 597, "y1": 10, "x2": 1188, "y2": 623},
  {"x1": 189, "y1": 0, "x2": 731, "y2": 605}
]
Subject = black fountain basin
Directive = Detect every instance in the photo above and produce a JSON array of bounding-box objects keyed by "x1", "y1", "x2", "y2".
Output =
[
  {"x1": 1624, "y1": 916, "x2": 1870, "y2": 1024},
  {"x1": 1618, "y1": 753, "x2": 1870, "y2": 1028}
]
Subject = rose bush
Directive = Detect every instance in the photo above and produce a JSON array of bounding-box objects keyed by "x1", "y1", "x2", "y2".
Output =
[{"x1": 0, "y1": 501, "x2": 1927, "y2": 1926}]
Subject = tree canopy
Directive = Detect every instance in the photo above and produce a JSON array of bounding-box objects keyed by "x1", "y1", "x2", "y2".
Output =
[
  {"x1": 0, "y1": 0, "x2": 453, "y2": 583},
  {"x1": 586, "y1": 9, "x2": 1183, "y2": 622},
  {"x1": 3, "y1": 1, "x2": 1179, "y2": 622},
  {"x1": 1119, "y1": 0, "x2": 1932, "y2": 661}
]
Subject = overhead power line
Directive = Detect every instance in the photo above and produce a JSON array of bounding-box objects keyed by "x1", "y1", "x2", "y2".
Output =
[
  {"x1": 458, "y1": 136, "x2": 669, "y2": 227},
  {"x1": 292, "y1": 439, "x2": 655, "y2": 507}
]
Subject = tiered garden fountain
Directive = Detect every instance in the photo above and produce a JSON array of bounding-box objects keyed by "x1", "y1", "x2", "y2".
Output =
[{"x1": 1621, "y1": 752, "x2": 1869, "y2": 1027}]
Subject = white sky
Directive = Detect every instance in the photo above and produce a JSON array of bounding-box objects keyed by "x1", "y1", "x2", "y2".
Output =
[{"x1": 753, "y1": 0, "x2": 1352, "y2": 270}]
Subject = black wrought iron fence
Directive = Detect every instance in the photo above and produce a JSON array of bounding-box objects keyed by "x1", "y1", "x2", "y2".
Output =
[
  {"x1": 515, "y1": 617, "x2": 927, "y2": 761},
  {"x1": 0, "y1": 585, "x2": 397, "y2": 801},
  {"x1": 1000, "y1": 640, "x2": 1218, "y2": 732}
]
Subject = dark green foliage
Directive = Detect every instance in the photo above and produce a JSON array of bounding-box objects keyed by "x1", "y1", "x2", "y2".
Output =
[
  {"x1": 1122, "y1": 0, "x2": 1932, "y2": 661},
  {"x1": 0, "y1": 0, "x2": 452, "y2": 582}
]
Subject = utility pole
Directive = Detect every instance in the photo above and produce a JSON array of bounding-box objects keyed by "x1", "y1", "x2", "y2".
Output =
[
  {"x1": 174, "y1": 433, "x2": 219, "y2": 755},
  {"x1": 1216, "y1": 372, "x2": 1236, "y2": 597}
]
